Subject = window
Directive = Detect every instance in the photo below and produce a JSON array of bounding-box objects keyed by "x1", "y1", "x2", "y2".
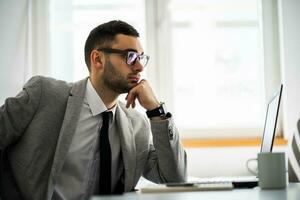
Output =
[
  {"x1": 49, "y1": 0, "x2": 146, "y2": 82},
  {"x1": 168, "y1": 0, "x2": 265, "y2": 138},
  {"x1": 147, "y1": 0, "x2": 280, "y2": 138},
  {"x1": 49, "y1": 0, "x2": 280, "y2": 138}
]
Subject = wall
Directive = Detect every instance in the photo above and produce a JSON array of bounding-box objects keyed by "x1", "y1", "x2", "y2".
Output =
[
  {"x1": 186, "y1": 145, "x2": 286, "y2": 178},
  {"x1": 0, "y1": 0, "x2": 30, "y2": 104},
  {"x1": 0, "y1": 0, "x2": 49, "y2": 104},
  {"x1": 278, "y1": 0, "x2": 300, "y2": 140}
]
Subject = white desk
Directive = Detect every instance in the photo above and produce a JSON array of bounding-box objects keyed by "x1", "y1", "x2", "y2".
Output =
[{"x1": 91, "y1": 183, "x2": 300, "y2": 200}]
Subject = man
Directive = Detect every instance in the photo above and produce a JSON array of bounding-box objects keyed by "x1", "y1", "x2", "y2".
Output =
[{"x1": 0, "y1": 20, "x2": 187, "y2": 200}]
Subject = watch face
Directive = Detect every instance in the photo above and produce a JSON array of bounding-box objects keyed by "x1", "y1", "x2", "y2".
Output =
[
  {"x1": 158, "y1": 107, "x2": 164, "y2": 114},
  {"x1": 160, "y1": 103, "x2": 167, "y2": 115}
]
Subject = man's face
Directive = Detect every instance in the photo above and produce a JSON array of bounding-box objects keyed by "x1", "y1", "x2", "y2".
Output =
[{"x1": 102, "y1": 34, "x2": 145, "y2": 94}]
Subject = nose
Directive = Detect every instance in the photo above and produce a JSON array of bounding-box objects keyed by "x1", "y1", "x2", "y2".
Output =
[{"x1": 132, "y1": 61, "x2": 144, "y2": 72}]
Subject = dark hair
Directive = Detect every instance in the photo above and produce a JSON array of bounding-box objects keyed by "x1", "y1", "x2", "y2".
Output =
[{"x1": 84, "y1": 20, "x2": 140, "y2": 71}]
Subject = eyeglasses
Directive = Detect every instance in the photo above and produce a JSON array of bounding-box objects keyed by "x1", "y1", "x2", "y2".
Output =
[{"x1": 98, "y1": 48, "x2": 150, "y2": 68}]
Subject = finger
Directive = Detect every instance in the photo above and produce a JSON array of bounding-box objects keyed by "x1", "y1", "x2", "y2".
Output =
[
  {"x1": 139, "y1": 79, "x2": 146, "y2": 84},
  {"x1": 126, "y1": 90, "x2": 137, "y2": 108},
  {"x1": 126, "y1": 91, "x2": 133, "y2": 108},
  {"x1": 126, "y1": 99, "x2": 130, "y2": 108},
  {"x1": 127, "y1": 96, "x2": 137, "y2": 108},
  {"x1": 130, "y1": 94, "x2": 137, "y2": 108}
]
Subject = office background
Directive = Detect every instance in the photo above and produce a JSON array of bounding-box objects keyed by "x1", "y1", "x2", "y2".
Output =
[{"x1": 0, "y1": 0, "x2": 299, "y2": 178}]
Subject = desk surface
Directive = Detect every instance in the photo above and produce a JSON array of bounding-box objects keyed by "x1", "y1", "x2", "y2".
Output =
[{"x1": 91, "y1": 183, "x2": 300, "y2": 200}]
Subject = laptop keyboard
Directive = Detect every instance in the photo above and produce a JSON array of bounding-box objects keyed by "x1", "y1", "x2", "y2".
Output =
[{"x1": 139, "y1": 181, "x2": 233, "y2": 193}]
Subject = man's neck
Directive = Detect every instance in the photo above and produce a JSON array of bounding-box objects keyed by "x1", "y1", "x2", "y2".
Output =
[{"x1": 90, "y1": 77, "x2": 118, "y2": 110}]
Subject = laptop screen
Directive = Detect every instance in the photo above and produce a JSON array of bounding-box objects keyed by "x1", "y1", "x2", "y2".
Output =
[{"x1": 260, "y1": 84, "x2": 283, "y2": 153}]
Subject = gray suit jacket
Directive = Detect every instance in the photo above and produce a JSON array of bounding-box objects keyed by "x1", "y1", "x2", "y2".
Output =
[{"x1": 0, "y1": 76, "x2": 187, "y2": 200}]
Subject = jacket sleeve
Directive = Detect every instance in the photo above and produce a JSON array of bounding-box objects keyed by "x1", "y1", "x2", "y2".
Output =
[
  {"x1": 0, "y1": 76, "x2": 42, "y2": 150},
  {"x1": 142, "y1": 117, "x2": 187, "y2": 183}
]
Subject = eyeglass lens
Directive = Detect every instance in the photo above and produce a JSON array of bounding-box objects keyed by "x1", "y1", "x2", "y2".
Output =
[
  {"x1": 127, "y1": 52, "x2": 139, "y2": 65},
  {"x1": 127, "y1": 52, "x2": 148, "y2": 67}
]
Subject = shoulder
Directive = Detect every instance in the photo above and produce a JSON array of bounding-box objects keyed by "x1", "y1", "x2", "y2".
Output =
[
  {"x1": 25, "y1": 76, "x2": 71, "y2": 89},
  {"x1": 25, "y1": 75, "x2": 72, "y2": 93},
  {"x1": 23, "y1": 76, "x2": 74, "y2": 103}
]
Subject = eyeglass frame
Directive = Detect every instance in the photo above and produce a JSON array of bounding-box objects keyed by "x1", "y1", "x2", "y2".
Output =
[{"x1": 97, "y1": 48, "x2": 150, "y2": 68}]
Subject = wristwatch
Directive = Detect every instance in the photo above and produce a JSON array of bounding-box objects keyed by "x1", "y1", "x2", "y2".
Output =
[{"x1": 146, "y1": 102, "x2": 171, "y2": 119}]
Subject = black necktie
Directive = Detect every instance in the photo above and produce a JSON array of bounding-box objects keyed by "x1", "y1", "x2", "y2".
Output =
[{"x1": 99, "y1": 111, "x2": 111, "y2": 194}]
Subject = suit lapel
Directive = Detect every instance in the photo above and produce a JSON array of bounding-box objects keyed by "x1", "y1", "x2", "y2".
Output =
[
  {"x1": 47, "y1": 78, "x2": 87, "y2": 199},
  {"x1": 115, "y1": 104, "x2": 136, "y2": 191}
]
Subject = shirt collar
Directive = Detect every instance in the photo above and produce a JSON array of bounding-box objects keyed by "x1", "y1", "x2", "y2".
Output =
[{"x1": 85, "y1": 78, "x2": 117, "y2": 117}]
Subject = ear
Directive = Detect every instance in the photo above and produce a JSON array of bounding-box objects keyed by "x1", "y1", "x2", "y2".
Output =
[{"x1": 90, "y1": 50, "x2": 105, "y2": 70}]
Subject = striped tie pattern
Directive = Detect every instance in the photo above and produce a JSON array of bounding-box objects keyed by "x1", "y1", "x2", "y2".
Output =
[{"x1": 288, "y1": 119, "x2": 300, "y2": 182}]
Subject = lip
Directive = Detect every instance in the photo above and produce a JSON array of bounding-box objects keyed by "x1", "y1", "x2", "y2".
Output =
[{"x1": 128, "y1": 75, "x2": 140, "y2": 82}]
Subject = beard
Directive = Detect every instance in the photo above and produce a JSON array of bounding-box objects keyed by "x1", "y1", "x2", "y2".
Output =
[{"x1": 103, "y1": 60, "x2": 137, "y2": 94}]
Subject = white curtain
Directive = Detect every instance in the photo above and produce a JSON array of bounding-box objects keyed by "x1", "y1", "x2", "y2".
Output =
[{"x1": 0, "y1": 0, "x2": 49, "y2": 104}]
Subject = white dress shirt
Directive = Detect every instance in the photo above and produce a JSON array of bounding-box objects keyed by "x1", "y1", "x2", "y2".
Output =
[{"x1": 53, "y1": 79, "x2": 122, "y2": 200}]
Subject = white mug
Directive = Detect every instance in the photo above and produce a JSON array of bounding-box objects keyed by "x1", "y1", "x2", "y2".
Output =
[{"x1": 258, "y1": 152, "x2": 287, "y2": 189}]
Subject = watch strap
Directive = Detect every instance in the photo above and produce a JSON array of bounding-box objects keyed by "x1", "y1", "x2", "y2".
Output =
[{"x1": 146, "y1": 103, "x2": 166, "y2": 118}]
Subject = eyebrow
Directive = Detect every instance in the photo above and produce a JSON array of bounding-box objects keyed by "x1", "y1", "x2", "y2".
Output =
[
  {"x1": 123, "y1": 48, "x2": 138, "y2": 52},
  {"x1": 123, "y1": 48, "x2": 144, "y2": 54}
]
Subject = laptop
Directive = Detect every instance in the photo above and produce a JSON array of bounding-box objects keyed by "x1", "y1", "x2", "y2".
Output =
[{"x1": 260, "y1": 84, "x2": 283, "y2": 153}]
